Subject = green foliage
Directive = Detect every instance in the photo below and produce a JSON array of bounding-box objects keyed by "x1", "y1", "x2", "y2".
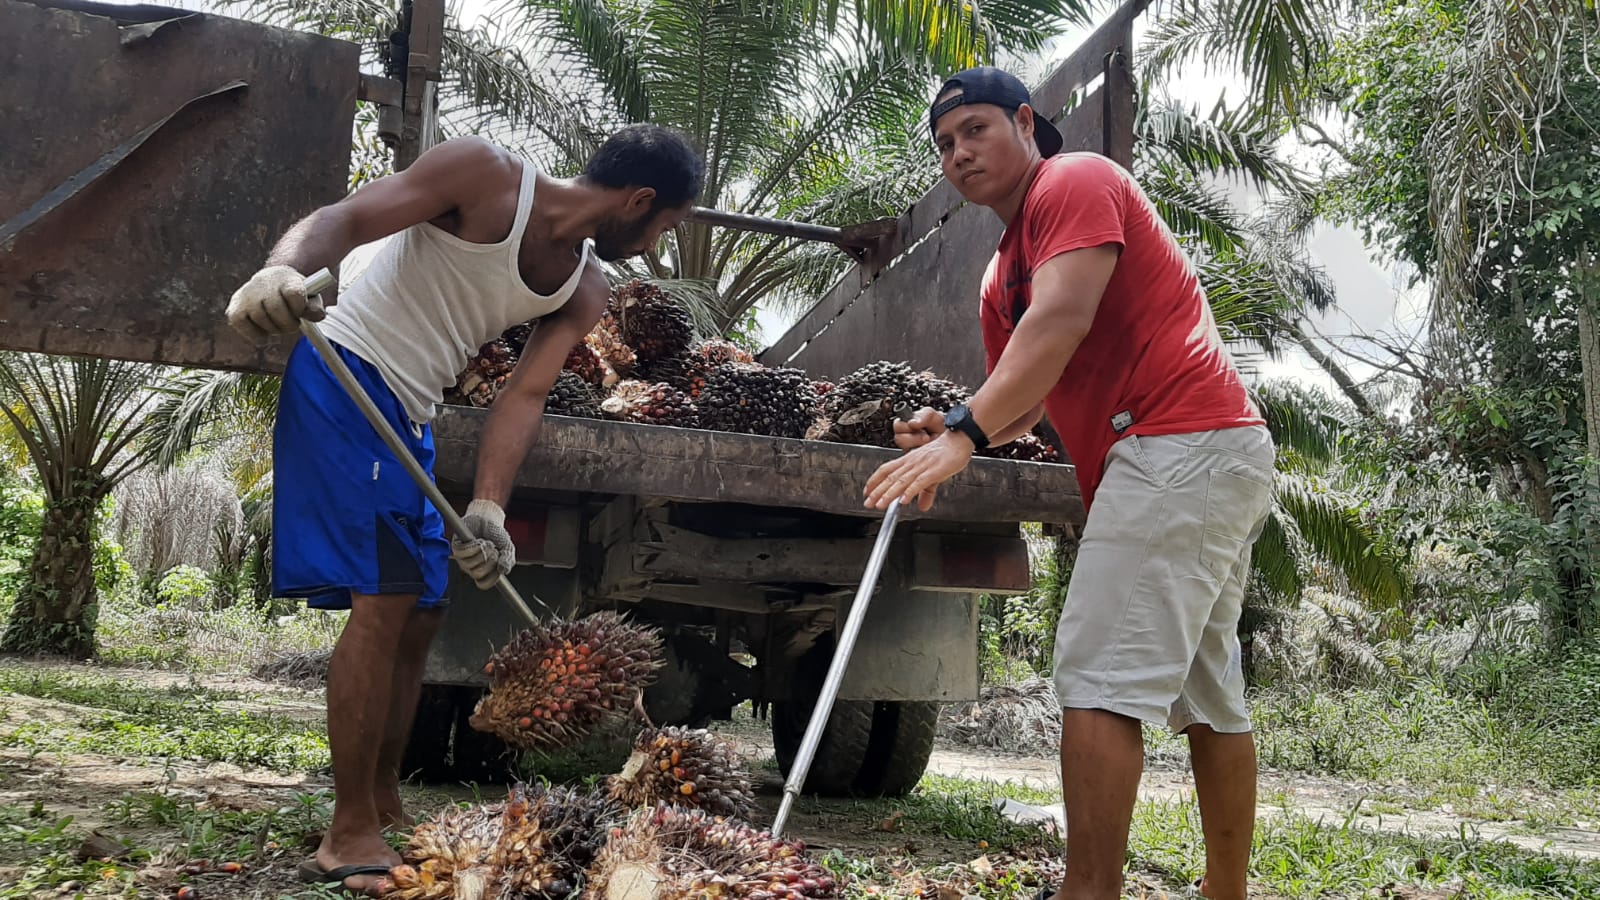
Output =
[
  {"x1": 156, "y1": 564, "x2": 216, "y2": 609},
  {"x1": 0, "y1": 668, "x2": 329, "y2": 772},
  {"x1": 0, "y1": 474, "x2": 41, "y2": 606}
]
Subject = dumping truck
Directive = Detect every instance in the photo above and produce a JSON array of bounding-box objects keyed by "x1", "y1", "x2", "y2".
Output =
[{"x1": 0, "y1": 0, "x2": 1149, "y2": 794}]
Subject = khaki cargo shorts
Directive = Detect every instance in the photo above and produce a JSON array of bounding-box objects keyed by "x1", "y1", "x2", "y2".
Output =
[{"x1": 1053, "y1": 425, "x2": 1275, "y2": 734}]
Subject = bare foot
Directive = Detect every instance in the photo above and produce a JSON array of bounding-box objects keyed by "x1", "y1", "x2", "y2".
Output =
[{"x1": 315, "y1": 831, "x2": 402, "y2": 896}]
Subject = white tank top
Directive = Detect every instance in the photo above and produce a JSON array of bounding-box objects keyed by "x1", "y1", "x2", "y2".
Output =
[{"x1": 320, "y1": 158, "x2": 590, "y2": 424}]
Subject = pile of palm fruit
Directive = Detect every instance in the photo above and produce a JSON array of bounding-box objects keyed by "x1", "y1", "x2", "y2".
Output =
[
  {"x1": 444, "y1": 278, "x2": 1060, "y2": 463},
  {"x1": 380, "y1": 727, "x2": 824, "y2": 900}
]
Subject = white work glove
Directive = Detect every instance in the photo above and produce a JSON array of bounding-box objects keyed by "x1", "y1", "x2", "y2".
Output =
[
  {"x1": 451, "y1": 499, "x2": 516, "y2": 589},
  {"x1": 226, "y1": 265, "x2": 327, "y2": 342}
]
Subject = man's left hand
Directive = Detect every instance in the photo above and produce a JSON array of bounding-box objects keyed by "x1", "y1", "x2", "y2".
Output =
[{"x1": 864, "y1": 431, "x2": 974, "y2": 511}]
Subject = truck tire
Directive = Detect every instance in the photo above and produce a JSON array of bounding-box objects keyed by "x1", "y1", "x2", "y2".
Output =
[
  {"x1": 770, "y1": 642, "x2": 941, "y2": 797},
  {"x1": 856, "y1": 700, "x2": 941, "y2": 797},
  {"x1": 399, "y1": 685, "x2": 516, "y2": 785},
  {"x1": 399, "y1": 684, "x2": 458, "y2": 783},
  {"x1": 450, "y1": 687, "x2": 516, "y2": 784}
]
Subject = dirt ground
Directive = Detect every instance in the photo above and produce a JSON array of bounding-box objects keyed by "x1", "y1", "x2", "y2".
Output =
[{"x1": 3, "y1": 661, "x2": 1599, "y2": 899}]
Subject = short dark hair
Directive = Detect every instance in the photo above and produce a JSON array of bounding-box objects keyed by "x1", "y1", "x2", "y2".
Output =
[{"x1": 582, "y1": 124, "x2": 705, "y2": 212}]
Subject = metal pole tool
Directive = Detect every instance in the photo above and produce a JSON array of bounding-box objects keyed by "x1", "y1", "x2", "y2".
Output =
[
  {"x1": 296, "y1": 267, "x2": 548, "y2": 625},
  {"x1": 770, "y1": 498, "x2": 904, "y2": 839}
]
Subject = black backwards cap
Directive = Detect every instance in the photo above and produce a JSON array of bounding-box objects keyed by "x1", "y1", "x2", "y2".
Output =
[{"x1": 928, "y1": 66, "x2": 1063, "y2": 158}]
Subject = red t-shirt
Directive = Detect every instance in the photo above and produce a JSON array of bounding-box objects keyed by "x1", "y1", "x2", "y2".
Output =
[{"x1": 979, "y1": 152, "x2": 1263, "y2": 512}]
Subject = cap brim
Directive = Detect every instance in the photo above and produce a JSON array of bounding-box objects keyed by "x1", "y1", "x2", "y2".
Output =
[{"x1": 1034, "y1": 116, "x2": 1064, "y2": 157}]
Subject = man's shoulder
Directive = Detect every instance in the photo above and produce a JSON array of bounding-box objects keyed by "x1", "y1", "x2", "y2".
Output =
[
  {"x1": 414, "y1": 137, "x2": 523, "y2": 189},
  {"x1": 1034, "y1": 152, "x2": 1130, "y2": 192}
]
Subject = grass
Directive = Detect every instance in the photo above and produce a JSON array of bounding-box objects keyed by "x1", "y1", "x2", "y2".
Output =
[{"x1": 0, "y1": 667, "x2": 328, "y2": 773}]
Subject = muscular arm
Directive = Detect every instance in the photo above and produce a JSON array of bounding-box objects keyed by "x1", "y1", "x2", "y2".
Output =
[
  {"x1": 263, "y1": 137, "x2": 511, "y2": 290},
  {"x1": 469, "y1": 263, "x2": 611, "y2": 507},
  {"x1": 960, "y1": 245, "x2": 1119, "y2": 447},
  {"x1": 988, "y1": 404, "x2": 1046, "y2": 445}
]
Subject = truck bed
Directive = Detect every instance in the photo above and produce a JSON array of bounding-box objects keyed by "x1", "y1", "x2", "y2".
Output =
[{"x1": 430, "y1": 406, "x2": 1084, "y2": 525}]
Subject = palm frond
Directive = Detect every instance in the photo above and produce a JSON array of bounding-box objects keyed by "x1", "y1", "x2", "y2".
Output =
[
  {"x1": 1147, "y1": 0, "x2": 1339, "y2": 118},
  {"x1": 1250, "y1": 379, "x2": 1350, "y2": 466},
  {"x1": 1136, "y1": 92, "x2": 1307, "y2": 196},
  {"x1": 1273, "y1": 471, "x2": 1409, "y2": 612},
  {"x1": 1251, "y1": 507, "x2": 1303, "y2": 600},
  {"x1": 1196, "y1": 255, "x2": 1293, "y2": 357},
  {"x1": 1143, "y1": 163, "x2": 1250, "y2": 256},
  {"x1": 509, "y1": 0, "x2": 649, "y2": 121},
  {"x1": 146, "y1": 370, "x2": 281, "y2": 470},
  {"x1": 770, "y1": 0, "x2": 1096, "y2": 73}
]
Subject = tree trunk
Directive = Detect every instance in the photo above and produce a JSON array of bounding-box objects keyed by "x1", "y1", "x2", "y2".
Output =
[
  {"x1": 0, "y1": 491, "x2": 103, "y2": 658},
  {"x1": 1577, "y1": 250, "x2": 1600, "y2": 465},
  {"x1": 1289, "y1": 323, "x2": 1379, "y2": 420},
  {"x1": 1575, "y1": 248, "x2": 1600, "y2": 635}
]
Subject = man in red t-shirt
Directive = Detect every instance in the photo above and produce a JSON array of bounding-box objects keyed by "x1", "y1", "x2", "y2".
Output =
[{"x1": 864, "y1": 67, "x2": 1276, "y2": 900}]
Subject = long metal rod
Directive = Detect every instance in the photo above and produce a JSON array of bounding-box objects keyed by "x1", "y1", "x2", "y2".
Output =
[
  {"x1": 296, "y1": 268, "x2": 546, "y2": 625},
  {"x1": 684, "y1": 206, "x2": 849, "y2": 245},
  {"x1": 771, "y1": 498, "x2": 904, "y2": 839}
]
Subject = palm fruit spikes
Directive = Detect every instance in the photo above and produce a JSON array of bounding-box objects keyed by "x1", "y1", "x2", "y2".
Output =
[
  {"x1": 611, "y1": 279, "x2": 695, "y2": 367},
  {"x1": 469, "y1": 612, "x2": 665, "y2": 751},
  {"x1": 584, "y1": 806, "x2": 836, "y2": 900},
  {"x1": 816, "y1": 361, "x2": 972, "y2": 448},
  {"x1": 601, "y1": 380, "x2": 700, "y2": 428},
  {"x1": 697, "y1": 363, "x2": 817, "y2": 439},
  {"x1": 385, "y1": 802, "x2": 505, "y2": 900},
  {"x1": 607, "y1": 727, "x2": 756, "y2": 819},
  {"x1": 445, "y1": 339, "x2": 518, "y2": 408},
  {"x1": 564, "y1": 341, "x2": 610, "y2": 388},
  {"x1": 548, "y1": 370, "x2": 605, "y2": 419},
  {"x1": 494, "y1": 784, "x2": 625, "y2": 900},
  {"x1": 586, "y1": 311, "x2": 636, "y2": 382}
]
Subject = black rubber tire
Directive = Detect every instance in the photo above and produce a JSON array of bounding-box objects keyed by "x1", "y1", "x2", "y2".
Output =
[
  {"x1": 449, "y1": 687, "x2": 516, "y2": 784},
  {"x1": 770, "y1": 641, "x2": 874, "y2": 796},
  {"x1": 855, "y1": 700, "x2": 941, "y2": 797},
  {"x1": 398, "y1": 684, "x2": 458, "y2": 783}
]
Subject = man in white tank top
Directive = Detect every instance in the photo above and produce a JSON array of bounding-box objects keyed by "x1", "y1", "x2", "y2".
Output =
[{"x1": 224, "y1": 126, "x2": 704, "y2": 895}]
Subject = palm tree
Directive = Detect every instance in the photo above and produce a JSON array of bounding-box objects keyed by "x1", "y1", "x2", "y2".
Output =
[{"x1": 0, "y1": 354, "x2": 170, "y2": 657}]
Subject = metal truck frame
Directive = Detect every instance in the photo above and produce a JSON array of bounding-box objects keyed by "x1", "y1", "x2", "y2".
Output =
[{"x1": 0, "y1": 0, "x2": 1149, "y2": 794}]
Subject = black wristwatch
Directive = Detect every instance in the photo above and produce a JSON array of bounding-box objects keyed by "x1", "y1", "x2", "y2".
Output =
[{"x1": 943, "y1": 403, "x2": 990, "y2": 451}]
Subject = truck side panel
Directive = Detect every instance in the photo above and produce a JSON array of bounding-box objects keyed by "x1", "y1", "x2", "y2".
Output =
[{"x1": 0, "y1": 0, "x2": 357, "y2": 373}]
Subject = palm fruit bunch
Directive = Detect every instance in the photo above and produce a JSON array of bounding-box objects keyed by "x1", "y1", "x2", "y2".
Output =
[
  {"x1": 815, "y1": 361, "x2": 972, "y2": 448},
  {"x1": 810, "y1": 380, "x2": 834, "y2": 399},
  {"x1": 606, "y1": 727, "x2": 755, "y2": 819},
  {"x1": 493, "y1": 784, "x2": 625, "y2": 900},
  {"x1": 547, "y1": 371, "x2": 605, "y2": 420},
  {"x1": 696, "y1": 363, "x2": 817, "y2": 439},
  {"x1": 601, "y1": 380, "x2": 700, "y2": 428},
  {"x1": 501, "y1": 320, "x2": 537, "y2": 356},
  {"x1": 586, "y1": 311, "x2": 637, "y2": 380},
  {"x1": 385, "y1": 802, "x2": 505, "y2": 900},
  {"x1": 611, "y1": 279, "x2": 695, "y2": 368},
  {"x1": 695, "y1": 339, "x2": 755, "y2": 369},
  {"x1": 979, "y1": 430, "x2": 1061, "y2": 463},
  {"x1": 446, "y1": 339, "x2": 519, "y2": 408},
  {"x1": 468, "y1": 611, "x2": 665, "y2": 751},
  {"x1": 584, "y1": 806, "x2": 835, "y2": 900},
  {"x1": 564, "y1": 341, "x2": 610, "y2": 388},
  {"x1": 635, "y1": 355, "x2": 704, "y2": 399}
]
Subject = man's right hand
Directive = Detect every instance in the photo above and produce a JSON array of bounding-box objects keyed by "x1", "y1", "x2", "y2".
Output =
[
  {"x1": 893, "y1": 407, "x2": 943, "y2": 450},
  {"x1": 451, "y1": 499, "x2": 516, "y2": 590},
  {"x1": 227, "y1": 265, "x2": 327, "y2": 342}
]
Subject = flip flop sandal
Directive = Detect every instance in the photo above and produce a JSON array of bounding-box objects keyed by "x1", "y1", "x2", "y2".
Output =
[{"x1": 297, "y1": 860, "x2": 395, "y2": 895}]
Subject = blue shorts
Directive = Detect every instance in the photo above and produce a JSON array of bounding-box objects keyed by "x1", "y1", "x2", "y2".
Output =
[{"x1": 272, "y1": 337, "x2": 450, "y2": 609}]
